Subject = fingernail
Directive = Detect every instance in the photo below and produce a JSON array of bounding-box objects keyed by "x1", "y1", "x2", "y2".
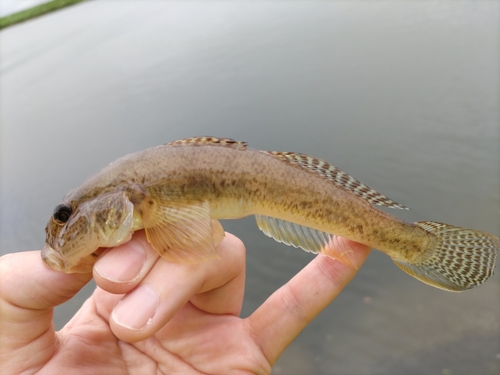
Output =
[
  {"x1": 112, "y1": 285, "x2": 159, "y2": 330},
  {"x1": 94, "y1": 239, "x2": 146, "y2": 282}
]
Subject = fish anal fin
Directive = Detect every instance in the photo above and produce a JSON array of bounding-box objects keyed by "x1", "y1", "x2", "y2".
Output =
[
  {"x1": 165, "y1": 136, "x2": 247, "y2": 151},
  {"x1": 255, "y1": 215, "x2": 358, "y2": 269},
  {"x1": 321, "y1": 236, "x2": 359, "y2": 269},
  {"x1": 143, "y1": 200, "x2": 223, "y2": 263},
  {"x1": 264, "y1": 151, "x2": 408, "y2": 210}
]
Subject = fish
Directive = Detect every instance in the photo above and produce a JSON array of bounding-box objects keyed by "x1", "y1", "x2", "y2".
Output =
[{"x1": 42, "y1": 136, "x2": 499, "y2": 292}]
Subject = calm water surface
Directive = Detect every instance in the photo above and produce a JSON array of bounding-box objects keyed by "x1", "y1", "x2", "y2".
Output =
[{"x1": 1, "y1": 2, "x2": 499, "y2": 374}]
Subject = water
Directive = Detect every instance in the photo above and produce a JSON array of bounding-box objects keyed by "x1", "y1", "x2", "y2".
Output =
[{"x1": 1, "y1": 2, "x2": 499, "y2": 374}]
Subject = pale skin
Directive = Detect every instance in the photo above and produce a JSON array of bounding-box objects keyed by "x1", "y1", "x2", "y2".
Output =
[{"x1": 0, "y1": 231, "x2": 371, "y2": 375}]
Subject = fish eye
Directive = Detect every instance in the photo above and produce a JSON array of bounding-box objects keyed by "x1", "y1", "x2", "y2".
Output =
[{"x1": 53, "y1": 204, "x2": 73, "y2": 224}]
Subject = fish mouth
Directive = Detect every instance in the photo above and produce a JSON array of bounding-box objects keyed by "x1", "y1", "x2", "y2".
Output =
[
  {"x1": 41, "y1": 244, "x2": 68, "y2": 272},
  {"x1": 42, "y1": 244, "x2": 97, "y2": 274}
]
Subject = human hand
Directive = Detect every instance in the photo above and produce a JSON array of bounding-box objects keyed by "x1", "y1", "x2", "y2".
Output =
[{"x1": 0, "y1": 231, "x2": 371, "y2": 375}]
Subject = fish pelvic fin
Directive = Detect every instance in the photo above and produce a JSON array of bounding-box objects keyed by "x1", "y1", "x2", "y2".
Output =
[
  {"x1": 393, "y1": 221, "x2": 499, "y2": 292},
  {"x1": 255, "y1": 215, "x2": 358, "y2": 269},
  {"x1": 142, "y1": 199, "x2": 225, "y2": 263},
  {"x1": 264, "y1": 151, "x2": 409, "y2": 210}
]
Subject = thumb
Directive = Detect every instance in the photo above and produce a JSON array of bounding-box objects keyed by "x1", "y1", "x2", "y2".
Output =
[{"x1": 0, "y1": 251, "x2": 91, "y2": 358}]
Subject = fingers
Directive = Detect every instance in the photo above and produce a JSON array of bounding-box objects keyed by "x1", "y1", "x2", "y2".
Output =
[
  {"x1": 188, "y1": 234, "x2": 246, "y2": 315},
  {"x1": 0, "y1": 251, "x2": 91, "y2": 364},
  {"x1": 93, "y1": 231, "x2": 160, "y2": 294},
  {"x1": 93, "y1": 231, "x2": 246, "y2": 342},
  {"x1": 248, "y1": 238, "x2": 371, "y2": 365}
]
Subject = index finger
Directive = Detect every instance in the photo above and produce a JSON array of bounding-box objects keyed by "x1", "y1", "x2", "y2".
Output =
[
  {"x1": 248, "y1": 238, "x2": 371, "y2": 365},
  {"x1": 92, "y1": 232, "x2": 246, "y2": 343},
  {"x1": 0, "y1": 251, "x2": 92, "y2": 368}
]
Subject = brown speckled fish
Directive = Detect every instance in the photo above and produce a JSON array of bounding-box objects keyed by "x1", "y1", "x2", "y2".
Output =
[{"x1": 42, "y1": 137, "x2": 499, "y2": 291}]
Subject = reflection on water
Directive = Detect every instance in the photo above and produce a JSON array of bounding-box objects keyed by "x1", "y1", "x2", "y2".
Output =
[{"x1": 1, "y1": 2, "x2": 499, "y2": 374}]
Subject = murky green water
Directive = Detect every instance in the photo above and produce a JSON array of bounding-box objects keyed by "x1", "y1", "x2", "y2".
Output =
[{"x1": 1, "y1": 2, "x2": 499, "y2": 374}]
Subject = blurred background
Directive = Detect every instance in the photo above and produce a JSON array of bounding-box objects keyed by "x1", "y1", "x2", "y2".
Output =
[
  {"x1": 1, "y1": 0, "x2": 51, "y2": 17},
  {"x1": 1, "y1": 1, "x2": 499, "y2": 374}
]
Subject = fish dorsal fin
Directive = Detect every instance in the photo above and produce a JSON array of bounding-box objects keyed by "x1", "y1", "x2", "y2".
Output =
[
  {"x1": 166, "y1": 136, "x2": 247, "y2": 151},
  {"x1": 139, "y1": 198, "x2": 225, "y2": 263},
  {"x1": 255, "y1": 215, "x2": 358, "y2": 269},
  {"x1": 265, "y1": 151, "x2": 408, "y2": 210}
]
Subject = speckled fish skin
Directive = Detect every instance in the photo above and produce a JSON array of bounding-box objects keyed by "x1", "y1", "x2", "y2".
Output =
[{"x1": 42, "y1": 137, "x2": 499, "y2": 292}]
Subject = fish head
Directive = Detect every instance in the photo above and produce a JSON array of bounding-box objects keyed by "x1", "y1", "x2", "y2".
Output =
[{"x1": 42, "y1": 191, "x2": 136, "y2": 273}]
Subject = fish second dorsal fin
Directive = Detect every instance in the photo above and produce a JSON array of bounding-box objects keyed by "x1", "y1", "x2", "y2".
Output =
[
  {"x1": 265, "y1": 151, "x2": 409, "y2": 210},
  {"x1": 166, "y1": 136, "x2": 247, "y2": 151}
]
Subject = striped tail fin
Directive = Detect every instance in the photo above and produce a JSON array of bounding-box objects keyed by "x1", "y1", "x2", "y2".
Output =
[{"x1": 392, "y1": 221, "x2": 498, "y2": 291}]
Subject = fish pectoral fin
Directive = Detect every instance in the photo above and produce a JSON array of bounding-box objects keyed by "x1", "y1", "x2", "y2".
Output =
[
  {"x1": 211, "y1": 218, "x2": 225, "y2": 246},
  {"x1": 255, "y1": 215, "x2": 358, "y2": 269},
  {"x1": 144, "y1": 200, "x2": 224, "y2": 263}
]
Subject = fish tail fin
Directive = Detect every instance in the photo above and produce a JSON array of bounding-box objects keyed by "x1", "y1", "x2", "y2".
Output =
[{"x1": 392, "y1": 221, "x2": 498, "y2": 292}]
